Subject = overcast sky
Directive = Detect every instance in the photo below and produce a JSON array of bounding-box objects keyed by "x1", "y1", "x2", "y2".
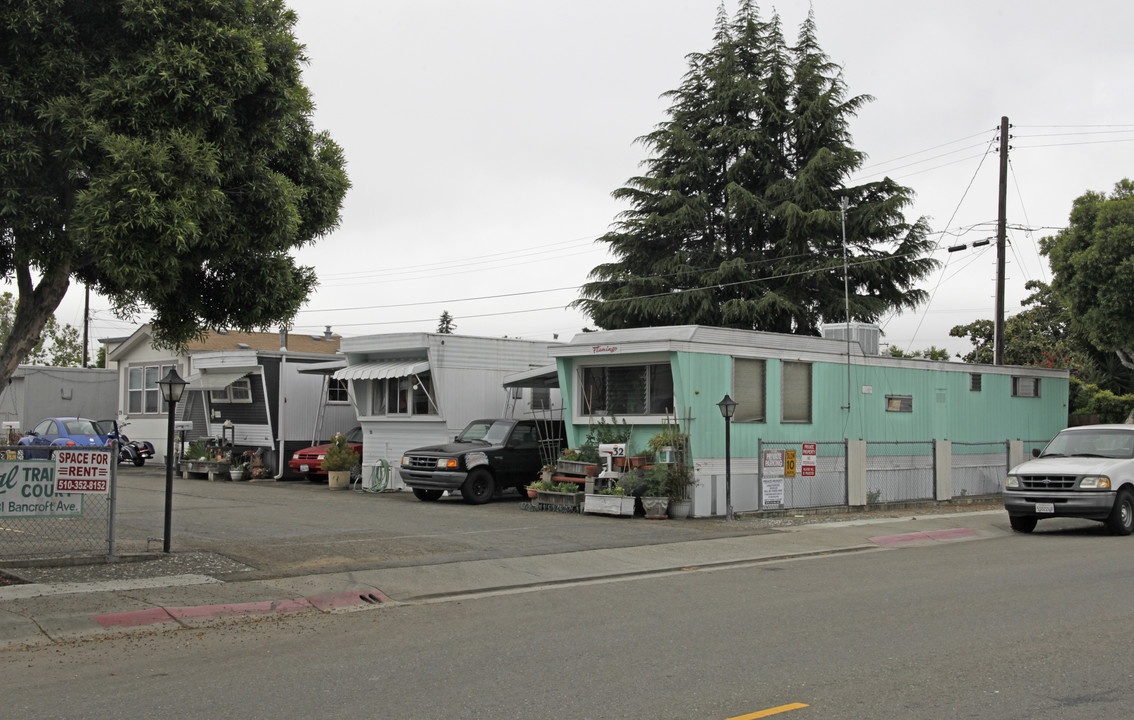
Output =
[{"x1": 74, "y1": 0, "x2": 1134, "y2": 358}]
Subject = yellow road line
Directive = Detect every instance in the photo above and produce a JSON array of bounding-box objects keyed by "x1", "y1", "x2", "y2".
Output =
[{"x1": 726, "y1": 703, "x2": 810, "y2": 719}]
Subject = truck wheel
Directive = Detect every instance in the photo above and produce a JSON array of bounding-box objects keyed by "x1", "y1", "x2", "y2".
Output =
[
  {"x1": 1009, "y1": 515, "x2": 1037, "y2": 533},
  {"x1": 1105, "y1": 489, "x2": 1134, "y2": 536},
  {"x1": 413, "y1": 488, "x2": 443, "y2": 502},
  {"x1": 461, "y1": 469, "x2": 495, "y2": 504}
]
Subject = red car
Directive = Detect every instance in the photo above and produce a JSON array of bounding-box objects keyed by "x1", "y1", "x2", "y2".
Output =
[{"x1": 288, "y1": 427, "x2": 363, "y2": 482}]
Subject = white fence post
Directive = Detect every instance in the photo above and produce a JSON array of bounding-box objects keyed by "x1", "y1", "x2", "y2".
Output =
[
  {"x1": 935, "y1": 439, "x2": 952, "y2": 501},
  {"x1": 847, "y1": 440, "x2": 867, "y2": 506}
]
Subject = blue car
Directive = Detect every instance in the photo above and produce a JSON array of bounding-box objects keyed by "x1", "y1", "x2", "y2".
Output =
[{"x1": 17, "y1": 417, "x2": 113, "y2": 460}]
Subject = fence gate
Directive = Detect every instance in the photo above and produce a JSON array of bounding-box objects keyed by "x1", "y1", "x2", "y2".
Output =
[{"x1": 0, "y1": 445, "x2": 118, "y2": 562}]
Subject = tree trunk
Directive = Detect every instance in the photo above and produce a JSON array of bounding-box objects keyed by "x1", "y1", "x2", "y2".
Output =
[
  {"x1": 0, "y1": 264, "x2": 72, "y2": 388},
  {"x1": 1117, "y1": 349, "x2": 1134, "y2": 372}
]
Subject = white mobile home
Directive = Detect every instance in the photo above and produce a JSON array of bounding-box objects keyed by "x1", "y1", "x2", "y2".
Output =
[
  {"x1": 336, "y1": 333, "x2": 560, "y2": 489},
  {"x1": 108, "y1": 325, "x2": 355, "y2": 476}
]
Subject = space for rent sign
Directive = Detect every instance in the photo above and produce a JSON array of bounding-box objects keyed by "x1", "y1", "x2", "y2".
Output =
[
  {"x1": 0, "y1": 462, "x2": 83, "y2": 518},
  {"x1": 54, "y1": 450, "x2": 112, "y2": 494}
]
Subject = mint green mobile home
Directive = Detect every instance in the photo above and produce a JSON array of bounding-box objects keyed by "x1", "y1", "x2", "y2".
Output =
[{"x1": 548, "y1": 326, "x2": 1069, "y2": 517}]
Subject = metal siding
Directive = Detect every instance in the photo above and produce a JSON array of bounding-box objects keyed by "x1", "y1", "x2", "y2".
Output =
[
  {"x1": 559, "y1": 348, "x2": 1069, "y2": 463},
  {"x1": 358, "y1": 419, "x2": 452, "y2": 490}
]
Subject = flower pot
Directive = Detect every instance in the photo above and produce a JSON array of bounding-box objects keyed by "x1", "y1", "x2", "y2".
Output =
[
  {"x1": 526, "y1": 486, "x2": 539, "y2": 499},
  {"x1": 229, "y1": 469, "x2": 245, "y2": 482},
  {"x1": 641, "y1": 496, "x2": 669, "y2": 519},
  {"x1": 327, "y1": 470, "x2": 350, "y2": 489},
  {"x1": 667, "y1": 497, "x2": 692, "y2": 519}
]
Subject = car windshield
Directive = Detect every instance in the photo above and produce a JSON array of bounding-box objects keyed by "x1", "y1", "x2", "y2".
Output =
[
  {"x1": 457, "y1": 421, "x2": 513, "y2": 444},
  {"x1": 1041, "y1": 429, "x2": 1134, "y2": 459},
  {"x1": 63, "y1": 419, "x2": 106, "y2": 436},
  {"x1": 345, "y1": 427, "x2": 363, "y2": 443}
]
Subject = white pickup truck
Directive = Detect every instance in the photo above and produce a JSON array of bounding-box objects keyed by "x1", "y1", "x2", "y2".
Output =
[{"x1": 1004, "y1": 424, "x2": 1134, "y2": 535}]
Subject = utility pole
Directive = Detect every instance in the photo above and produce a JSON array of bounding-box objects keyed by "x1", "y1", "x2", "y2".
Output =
[
  {"x1": 994, "y1": 116, "x2": 1009, "y2": 365},
  {"x1": 82, "y1": 285, "x2": 90, "y2": 367}
]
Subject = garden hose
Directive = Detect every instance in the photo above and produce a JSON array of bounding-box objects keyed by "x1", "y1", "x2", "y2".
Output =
[{"x1": 352, "y1": 459, "x2": 391, "y2": 493}]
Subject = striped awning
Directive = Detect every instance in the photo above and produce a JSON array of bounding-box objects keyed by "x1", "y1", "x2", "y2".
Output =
[
  {"x1": 185, "y1": 369, "x2": 253, "y2": 392},
  {"x1": 333, "y1": 359, "x2": 429, "y2": 381}
]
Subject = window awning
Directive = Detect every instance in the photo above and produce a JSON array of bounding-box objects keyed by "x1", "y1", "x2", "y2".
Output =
[
  {"x1": 503, "y1": 364, "x2": 559, "y2": 389},
  {"x1": 185, "y1": 369, "x2": 253, "y2": 392},
  {"x1": 296, "y1": 359, "x2": 347, "y2": 376},
  {"x1": 333, "y1": 359, "x2": 429, "y2": 381}
]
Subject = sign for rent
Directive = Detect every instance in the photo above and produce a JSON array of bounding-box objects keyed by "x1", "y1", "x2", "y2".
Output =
[
  {"x1": 54, "y1": 449, "x2": 112, "y2": 494},
  {"x1": 0, "y1": 462, "x2": 83, "y2": 518}
]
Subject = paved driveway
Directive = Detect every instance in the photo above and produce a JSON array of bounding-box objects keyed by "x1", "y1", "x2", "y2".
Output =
[{"x1": 109, "y1": 465, "x2": 763, "y2": 580}]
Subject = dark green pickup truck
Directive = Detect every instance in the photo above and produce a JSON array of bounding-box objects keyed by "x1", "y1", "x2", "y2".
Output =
[{"x1": 398, "y1": 418, "x2": 564, "y2": 504}]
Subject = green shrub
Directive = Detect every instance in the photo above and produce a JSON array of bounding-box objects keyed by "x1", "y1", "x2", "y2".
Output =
[{"x1": 322, "y1": 433, "x2": 360, "y2": 472}]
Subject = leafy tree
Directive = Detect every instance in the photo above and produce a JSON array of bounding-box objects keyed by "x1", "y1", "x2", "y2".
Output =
[
  {"x1": 950, "y1": 280, "x2": 1097, "y2": 368},
  {"x1": 1041, "y1": 179, "x2": 1134, "y2": 372},
  {"x1": 0, "y1": 0, "x2": 349, "y2": 389},
  {"x1": 574, "y1": 3, "x2": 936, "y2": 333},
  {"x1": 887, "y1": 345, "x2": 950, "y2": 362},
  {"x1": 0, "y1": 292, "x2": 82, "y2": 366},
  {"x1": 437, "y1": 311, "x2": 456, "y2": 334}
]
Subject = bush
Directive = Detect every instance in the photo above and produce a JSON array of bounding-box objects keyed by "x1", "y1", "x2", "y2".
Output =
[{"x1": 322, "y1": 433, "x2": 360, "y2": 472}]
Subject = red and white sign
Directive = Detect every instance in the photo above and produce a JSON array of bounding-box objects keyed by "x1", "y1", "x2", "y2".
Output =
[
  {"x1": 800, "y1": 442, "x2": 817, "y2": 477},
  {"x1": 54, "y1": 449, "x2": 111, "y2": 494}
]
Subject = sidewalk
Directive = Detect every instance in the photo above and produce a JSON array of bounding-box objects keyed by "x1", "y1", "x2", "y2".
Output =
[{"x1": 0, "y1": 506, "x2": 1007, "y2": 650}]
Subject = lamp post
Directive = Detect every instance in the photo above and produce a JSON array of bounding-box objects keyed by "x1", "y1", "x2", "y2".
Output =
[
  {"x1": 157, "y1": 368, "x2": 188, "y2": 554},
  {"x1": 717, "y1": 394, "x2": 738, "y2": 521}
]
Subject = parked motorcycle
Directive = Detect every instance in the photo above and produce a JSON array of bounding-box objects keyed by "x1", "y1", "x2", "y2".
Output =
[{"x1": 99, "y1": 419, "x2": 156, "y2": 466}]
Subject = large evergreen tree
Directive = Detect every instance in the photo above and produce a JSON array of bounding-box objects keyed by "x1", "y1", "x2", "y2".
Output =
[
  {"x1": 0, "y1": 0, "x2": 349, "y2": 388},
  {"x1": 574, "y1": 2, "x2": 935, "y2": 333}
]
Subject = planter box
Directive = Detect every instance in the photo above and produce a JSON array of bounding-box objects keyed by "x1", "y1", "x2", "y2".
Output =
[
  {"x1": 556, "y1": 460, "x2": 591, "y2": 476},
  {"x1": 535, "y1": 490, "x2": 584, "y2": 510},
  {"x1": 584, "y1": 494, "x2": 635, "y2": 516}
]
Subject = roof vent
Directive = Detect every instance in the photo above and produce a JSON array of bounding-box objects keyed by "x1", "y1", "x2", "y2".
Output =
[
  {"x1": 324, "y1": 325, "x2": 333, "y2": 340},
  {"x1": 237, "y1": 343, "x2": 250, "y2": 349}
]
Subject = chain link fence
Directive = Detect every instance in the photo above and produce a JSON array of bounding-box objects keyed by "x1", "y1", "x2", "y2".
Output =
[
  {"x1": 0, "y1": 445, "x2": 118, "y2": 562},
  {"x1": 951, "y1": 441, "x2": 1009, "y2": 497},
  {"x1": 757, "y1": 440, "x2": 847, "y2": 509},
  {"x1": 865, "y1": 441, "x2": 935, "y2": 503}
]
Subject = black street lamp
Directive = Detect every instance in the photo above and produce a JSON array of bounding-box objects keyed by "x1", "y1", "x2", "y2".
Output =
[
  {"x1": 717, "y1": 394, "x2": 738, "y2": 521},
  {"x1": 157, "y1": 367, "x2": 188, "y2": 554}
]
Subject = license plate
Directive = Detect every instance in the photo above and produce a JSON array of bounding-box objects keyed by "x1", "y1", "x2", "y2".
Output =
[
  {"x1": 1035, "y1": 502, "x2": 1055, "y2": 514},
  {"x1": 300, "y1": 464, "x2": 310, "y2": 472}
]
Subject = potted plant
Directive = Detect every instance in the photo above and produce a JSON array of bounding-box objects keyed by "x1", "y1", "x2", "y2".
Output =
[
  {"x1": 583, "y1": 479, "x2": 635, "y2": 516},
  {"x1": 322, "y1": 432, "x2": 360, "y2": 490},
  {"x1": 535, "y1": 481, "x2": 585, "y2": 510},
  {"x1": 640, "y1": 463, "x2": 670, "y2": 519},
  {"x1": 526, "y1": 477, "x2": 554, "y2": 499},
  {"x1": 647, "y1": 423, "x2": 688, "y2": 465},
  {"x1": 228, "y1": 460, "x2": 249, "y2": 481}
]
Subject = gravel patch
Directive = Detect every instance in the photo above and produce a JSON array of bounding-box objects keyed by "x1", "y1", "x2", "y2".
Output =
[{"x1": 2, "y1": 551, "x2": 256, "y2": 585}]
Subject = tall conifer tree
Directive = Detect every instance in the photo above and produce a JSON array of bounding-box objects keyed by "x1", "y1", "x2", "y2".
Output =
[{"x1": 575, "y1": 2, "x2": 935, "y2": 333}]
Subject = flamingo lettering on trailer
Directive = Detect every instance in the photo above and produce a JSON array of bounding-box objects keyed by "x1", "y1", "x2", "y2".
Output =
[{"x1": 54, "y1": 449, "x2": 112, "y2": 494}]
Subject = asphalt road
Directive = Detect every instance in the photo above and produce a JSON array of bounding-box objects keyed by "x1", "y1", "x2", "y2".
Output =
[{"x1": 6, "y1": 512, "x2": 1133, "y2": 719}]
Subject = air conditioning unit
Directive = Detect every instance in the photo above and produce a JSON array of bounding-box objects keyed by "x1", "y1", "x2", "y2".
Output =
[{"x1": 820, "y1": 323, "x2": 881, "y2": 355}]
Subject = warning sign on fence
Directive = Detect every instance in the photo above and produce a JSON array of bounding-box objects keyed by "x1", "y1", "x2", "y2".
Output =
[
  {"x1": 801, "y1": 442, "x2": 817, "y2": 477},
  {"x1": 54, "y1": 450, "x2": 111, "y2": 494}
]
